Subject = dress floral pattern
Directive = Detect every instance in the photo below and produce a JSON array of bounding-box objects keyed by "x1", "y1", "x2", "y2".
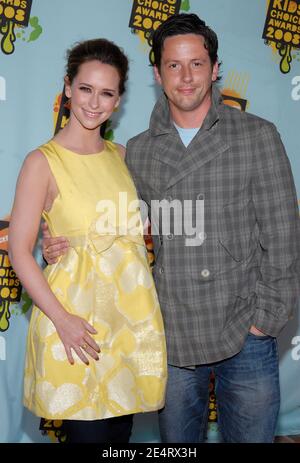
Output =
[{"x1": 23, "y1": 139, "x2": 167, "y2": 420}]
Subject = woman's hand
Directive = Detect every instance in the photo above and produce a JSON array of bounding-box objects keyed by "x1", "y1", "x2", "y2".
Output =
[{"x1": 53, "y1": 311, "x2": 101, "y2": 365}]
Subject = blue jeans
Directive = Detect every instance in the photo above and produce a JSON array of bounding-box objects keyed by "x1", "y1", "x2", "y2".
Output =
[{"x1": 159, "y1": 333, "x2": 280, "y2": 443}]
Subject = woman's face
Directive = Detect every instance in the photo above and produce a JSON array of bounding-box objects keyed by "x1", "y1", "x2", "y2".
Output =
[{"x1": 65, "y1": 59, "x2": 121, "y2": 131}]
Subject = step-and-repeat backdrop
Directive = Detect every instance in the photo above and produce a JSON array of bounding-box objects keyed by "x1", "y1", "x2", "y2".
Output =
[{"x1": 0, "y1": 0, "x2": 299, "y2": 443}]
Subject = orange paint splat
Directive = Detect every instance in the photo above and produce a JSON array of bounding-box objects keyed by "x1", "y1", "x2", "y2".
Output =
[
  {"x1": 222, "y1": 71, "x2": 250, "y2": 111},
  {"x1": 222, "y1": 88, "x2": 244, "y2": 110}
]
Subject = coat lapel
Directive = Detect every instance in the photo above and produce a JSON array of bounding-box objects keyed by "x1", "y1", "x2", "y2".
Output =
[
  {"x1": 149, "y1": 94, "x2": 182, "y2": 167},
  {"x1": 151, "y1": 131, "x2": 185, "y2": 167},
  {"x1": 148, "y1": 85, "x2": 229, "y2": 192},
  {"x1": 166, "y1": 126, "x2": 229, "y2": 190}
]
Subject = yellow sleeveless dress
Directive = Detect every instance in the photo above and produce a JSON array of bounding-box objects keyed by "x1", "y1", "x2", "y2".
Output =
[{"x1": 23, "y1": 139, "x2": 167, "y2": 420}]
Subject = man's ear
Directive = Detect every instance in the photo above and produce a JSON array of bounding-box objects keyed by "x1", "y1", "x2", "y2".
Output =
[
  {"x1": 211, "y1": 62, "x2": 219, "y2": 83},
  {"x1": 64, "y1": 76, "x2": 71, "y2": 98},
  {"x1": 154, "y1": 65, "x2": 162, "y2": 86}
]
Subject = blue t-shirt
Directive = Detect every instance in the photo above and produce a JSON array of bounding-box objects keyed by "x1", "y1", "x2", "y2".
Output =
[{"x1": 174, "y1": 122, "x2": 200, "y2": 147}]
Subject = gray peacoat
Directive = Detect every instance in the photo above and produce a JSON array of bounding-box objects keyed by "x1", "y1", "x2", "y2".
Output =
[{"x1": 126, "y1": 85, "x2": 300, "y2": 366}]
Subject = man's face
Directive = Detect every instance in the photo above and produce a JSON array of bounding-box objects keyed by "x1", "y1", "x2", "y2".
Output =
[{"x1": 154, "y1": 34, "x2": 218, "y2": 119}]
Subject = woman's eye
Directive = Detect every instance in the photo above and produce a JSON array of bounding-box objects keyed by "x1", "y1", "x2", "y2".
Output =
[
  {"x1": 103, "y1": 92, "x2": 114, "y2": 97},
  {"x1": 79, "y1": 86, "x2": 91, "y2": 92}
]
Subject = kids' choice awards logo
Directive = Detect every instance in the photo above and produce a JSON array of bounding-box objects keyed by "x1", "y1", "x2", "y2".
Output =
[
  {"x1": 0, "y1": 219, "x2": 22, "y2": 333},
  {"x1": 0, "y1": 0, "x2": 42, "y2": 55},
  {"x1": 53, "y1": 88, "x2": 71, "y2": 135},
  {"x1": 129, "y1": 0, "x2": 181, "y2": 33},
  {"x1": 129, "y1": 0, "x2": 185, "y2": 65},
  {"x1": 40, "y1": 419, "x2": 67, "y2": 443},
  {"x1": 262, "y1": 0, "x2": 300, "y2": 73}
]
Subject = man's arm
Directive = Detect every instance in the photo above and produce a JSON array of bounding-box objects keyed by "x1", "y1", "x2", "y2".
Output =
[
  {"x1": 252, "y1": 122, "x2": 300, "y2": 336},
  {"x1": 41, "y1": 222, "x2": 69, "y2": 264}
]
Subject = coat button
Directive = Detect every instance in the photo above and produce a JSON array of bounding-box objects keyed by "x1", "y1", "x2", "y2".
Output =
[
  {"x1": 159, "y1": 267, "x2": 164, "y2": 274},
  {"x1": 201, "y1": 269, "x2": 210, "y2": 278},
  {"x1": 167, "y1": 233, "x2": 174, "y2": 240}
]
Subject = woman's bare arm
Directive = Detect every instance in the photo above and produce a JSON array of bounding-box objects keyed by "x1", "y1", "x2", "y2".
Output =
[{"x1": 9, "y1": 151, "x2": 100, "y2": 364}]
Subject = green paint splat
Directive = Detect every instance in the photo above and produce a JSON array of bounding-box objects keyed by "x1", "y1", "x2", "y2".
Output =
[
  {"x1": 181, "y1": 0, "x2": 190, "y2": 11},
  {"x1": 27, "y1": 16, "x2": 43, "y2": 42},
  {"x1": 21, "y1": 291, "x2": 32, "y2": 315},
  {"x1": 277, "y1": 43, "x2": 292, "y2": 74},
  {"x1": 0, "y1": 300, "x2": 11, "y2": 332},
  {"x1": 0, "y1": 20, "x2": 16, "y2": 54}
]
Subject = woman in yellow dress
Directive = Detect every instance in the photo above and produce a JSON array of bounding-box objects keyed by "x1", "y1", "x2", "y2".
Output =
[{"x1": 8, "y1": 38, "x2": 167, "y2": 443}]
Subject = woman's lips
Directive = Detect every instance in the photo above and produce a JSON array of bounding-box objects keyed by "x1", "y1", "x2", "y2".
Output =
[{"x1": 83, "y1": 109, "x2": 102, "y2": 118}]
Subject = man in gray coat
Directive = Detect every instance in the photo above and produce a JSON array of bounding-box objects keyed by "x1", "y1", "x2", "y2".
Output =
[
  {"x1": 126, "y1": 13, "x2": 300, "y2": 443},
  {"x1": 43, "y1": 14, "x2": 300, "y2": 443}
]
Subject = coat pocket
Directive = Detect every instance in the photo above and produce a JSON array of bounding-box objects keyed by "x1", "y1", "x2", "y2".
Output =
[
  {"x1": 218, "y1": 197, "x2": 257, "y2": 263},
  {"x1": 219, "y1": 233, "x2": 253, "y2": 263}
]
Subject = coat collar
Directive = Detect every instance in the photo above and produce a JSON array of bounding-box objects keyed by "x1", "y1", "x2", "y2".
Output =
[
  {"x1": 148, "y1": 85, "x2": 229, "y2": 191},
  {"x1": 149, "y1": 83, "x2": 223, "y2": 137}
]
